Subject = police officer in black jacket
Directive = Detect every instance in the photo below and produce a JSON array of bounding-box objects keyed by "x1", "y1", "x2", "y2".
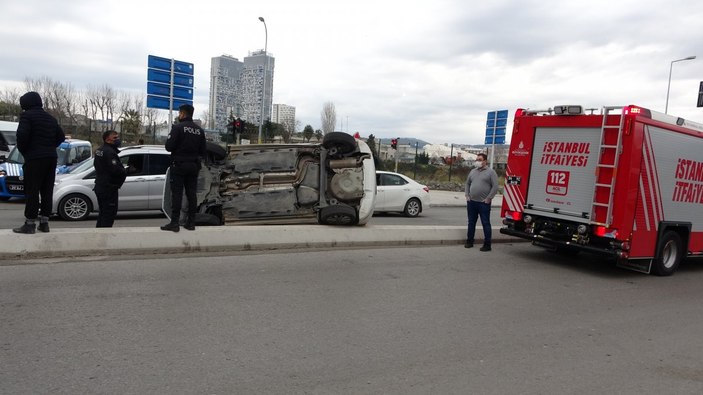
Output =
[
  {"x1": 161, "y1": 104, "x2": 206, "y2": 232},
  {"x1": 94, "y1": 130, "x2": 126, "y2": 227}
]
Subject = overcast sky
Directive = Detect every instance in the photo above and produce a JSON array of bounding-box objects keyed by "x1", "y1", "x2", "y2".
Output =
[{"x1": 1, "y1": 0, "x2": 701, "y2": 144}]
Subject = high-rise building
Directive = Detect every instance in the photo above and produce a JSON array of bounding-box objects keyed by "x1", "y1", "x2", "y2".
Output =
[
  {"x1": 240, "y1": 50, "x2": 275, "y2": 128},
  {"x1": 272, "y1": 104, "x2": 296, "y2": 134},
  {"x1": 208, "y1": 51, "x2": 275, "y2": 134},
  {"x1": 208, "y1": 55, "x2": 243, "y2": 131}
]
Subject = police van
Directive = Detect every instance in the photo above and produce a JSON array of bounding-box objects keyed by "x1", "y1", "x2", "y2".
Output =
[
  {"x1": 0, "y1": 120, "x2": 18, "y2": 158},
  {"x1": 0, "y1": 138, "x2": 93, "y2": 200}
]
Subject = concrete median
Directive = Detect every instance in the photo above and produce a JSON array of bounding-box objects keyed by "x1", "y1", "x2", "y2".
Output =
[{"x1": 0, "y1": 224, "x2": 519, "y2": 260}]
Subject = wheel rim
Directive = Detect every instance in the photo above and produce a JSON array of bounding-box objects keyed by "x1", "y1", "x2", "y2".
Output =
[
  {"x1": 63, "y1": 197, "x2": 89, "y2": 220},
  {"x1": 325, "y1": 213, "x2": 354, "y2": 225},
  {"x1": 662, "y1": 240, "x2": 678, "y2": 269},
  {"x1": 406, "y1": 200, "x2": 420, "y2": 216}
]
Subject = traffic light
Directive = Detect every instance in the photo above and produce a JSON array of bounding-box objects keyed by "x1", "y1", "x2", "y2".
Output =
[{"x1": 391, "y1": 138, "x2": 398, "y2": 150}]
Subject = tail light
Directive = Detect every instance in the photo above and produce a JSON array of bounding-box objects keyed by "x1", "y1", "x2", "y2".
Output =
[{"x1": 593, "y1": 226, "x2": 618, "y2": 239}]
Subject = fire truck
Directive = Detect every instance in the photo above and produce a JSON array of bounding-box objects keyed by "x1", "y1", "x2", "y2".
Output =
[{"x1": 500, "y1": 105, "x2": 703, "y2": 275}]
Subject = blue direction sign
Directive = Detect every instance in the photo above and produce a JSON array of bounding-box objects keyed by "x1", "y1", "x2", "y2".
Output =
[
  {"x1": 485, "y1": 136, "x2": 506, "y2": 145},
  {"x1": 485, "y1": 109, "x2": 509, "y2": 145},
  {"x1": 146, "y1": 54, "x2": 194, "y2": 110},
  {"x1": 146, "y1": 96, "x2": 194, "y2": 111},
  {"x1": 147, "y1": 82, "x2": 193, "y2": 100}
]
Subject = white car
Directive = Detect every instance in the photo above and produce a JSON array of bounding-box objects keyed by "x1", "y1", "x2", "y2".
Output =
[
  {"x1": 374, "y1": 171, "x2": 430, "y2": 217},
  {"x1": 52, "y1": 145, "x2": 171, "y2": 220}
]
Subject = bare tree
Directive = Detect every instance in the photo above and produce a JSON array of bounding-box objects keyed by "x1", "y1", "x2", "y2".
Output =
[
  {"x1": 320, "y1": 101, "x2": 337, "y2": 135},
  {"x1": 1, "y1": 87, "x2": 21, "y2": 104},
  {"x1": 86, "y1": 84, "x2": 116, "y2": 132}
]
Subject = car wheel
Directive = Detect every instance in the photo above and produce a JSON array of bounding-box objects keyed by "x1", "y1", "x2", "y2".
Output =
[
  {"x1": 318, "y1": 204, "x2": 358, "y2": 226},
  {"x1": 403, "y1": 198, "x2": 422, "y2": 217},
  {"x1": 651, "y1": 231, "x2": 683, "y2": 276},
  {"x1": 206, "y1": 141, "x2": 227, "y2": 162},
  {"x1": 58, "y1": 193, "x2": 92, "y2": 221},
  {"x1": 322, "y1": 132, "x2": 356, "y2": 156}
]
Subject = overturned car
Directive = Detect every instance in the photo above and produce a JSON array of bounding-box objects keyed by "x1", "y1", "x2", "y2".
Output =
[{"x1": 163, "y1": 132, "x2": 376, "y2": 226}]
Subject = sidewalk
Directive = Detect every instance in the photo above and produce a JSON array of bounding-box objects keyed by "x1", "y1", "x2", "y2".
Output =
[{"x1": 429, "y1": 190, "x2": 503, "y2": 208}]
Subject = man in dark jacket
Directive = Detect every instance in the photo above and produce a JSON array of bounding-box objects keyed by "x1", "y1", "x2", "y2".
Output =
[
  {"x1": 13, "y1": 91, "x2": 65, "y2": 234},
  {"x1": 161, "y1": 104, "x2": 206, "y2": 232},
  {"x1": 94, "y1": 130, "x2": 126, "y2": 227}
]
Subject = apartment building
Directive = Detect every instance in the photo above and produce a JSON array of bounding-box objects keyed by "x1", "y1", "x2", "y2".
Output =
[{"x1": 208, "y1": 51, "x2": 275, "y2": 133}]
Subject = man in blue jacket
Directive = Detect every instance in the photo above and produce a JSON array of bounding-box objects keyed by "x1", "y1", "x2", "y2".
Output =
[{"x1": 13, "y1": 92, "x2": 65, "y2": 234}]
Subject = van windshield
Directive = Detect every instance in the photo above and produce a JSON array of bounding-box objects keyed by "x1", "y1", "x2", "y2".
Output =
[{"x1": 4, "y1": 146, "x2": 77, "y2": 165}]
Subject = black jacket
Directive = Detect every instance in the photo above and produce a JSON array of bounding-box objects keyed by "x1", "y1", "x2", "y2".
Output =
[
  {"x1": 94, "y1": 142, "x2": 126, "y2": 190},
  {"x1": 16, "y1": 92, "x2": 65, "y2": 160},
  {"x1": 165, "y1": 117, "x2": 206, "y2": 162}
]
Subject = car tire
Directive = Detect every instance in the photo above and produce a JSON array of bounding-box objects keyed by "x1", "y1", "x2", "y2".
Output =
[
  {"x1": 322, "y1": 132, "x2": 356, "y2": 156},
  {"x1": 206, "y1": 141, "x2": 227, "y2": 162},
  {"x1": 318, "y1": 204, "x2": 358, "y2": 226},
  {"x1": 403, "y1": 198, "x2": 422, "y2": 217},
  {"x1": 651, "y1": 230, "x2": 683, "y2": 276},
  {"x1": 58, "y1": 193, "x2": 93, "y2": 221}
]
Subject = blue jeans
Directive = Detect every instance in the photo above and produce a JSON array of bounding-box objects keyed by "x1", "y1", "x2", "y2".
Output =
[{"x1": 466, "y1": 200, "x2": 492, "y2": 246}]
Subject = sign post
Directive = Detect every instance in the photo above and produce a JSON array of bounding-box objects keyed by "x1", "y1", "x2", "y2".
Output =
[
  {"x1": 146, "y1": 55, "x2": 194, "y2": 130},
  {"x1": 485, "y1": 110, "x2": 508, "y2": 168}
]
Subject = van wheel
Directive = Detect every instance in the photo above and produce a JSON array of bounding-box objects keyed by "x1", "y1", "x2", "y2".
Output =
[
  {"x1": 403, "y1": 198, "x2": 422, "y2": 217},
  {"x1": 318, "y1": 205, "x2": 358, "y2": 226},
  {"x1": 322, "y1": 132, "x2": 356, "y2": 156},
  {"x1": 651, "y1": 231, "x2": 683, "y2": 276},
  {"x1": 58, "y1": 193, "x2": 92, "y2": 221}
]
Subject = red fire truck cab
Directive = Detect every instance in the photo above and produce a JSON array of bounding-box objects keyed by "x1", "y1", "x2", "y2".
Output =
[{"x1": 500, "y1": 105, "x2": 703, "y2": 275}]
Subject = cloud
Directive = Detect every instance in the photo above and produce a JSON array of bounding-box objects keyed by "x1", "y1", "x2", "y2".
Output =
[{"x1": 1, "y1": 0, "x2": 701, "y2": 144}]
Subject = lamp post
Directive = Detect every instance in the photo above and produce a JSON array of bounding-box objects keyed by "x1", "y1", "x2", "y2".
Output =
[
  {"x1": 257, "y1": 16, "x2": 268, "y2": 144},
  {"x1": 665, "y1": 56, "x2": 696, "y2": 114}
]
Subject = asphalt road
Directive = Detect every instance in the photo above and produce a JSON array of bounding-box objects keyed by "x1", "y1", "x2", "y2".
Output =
[
  {"x1": 3, "y1": 244, "x2": 703, "y2": 394},
  {"x1": 0, "y1": 200, "x2": 502, "y2": 229}
]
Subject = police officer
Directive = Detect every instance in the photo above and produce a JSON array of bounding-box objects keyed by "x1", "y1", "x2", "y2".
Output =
[
  {"x1": 161, "y1": 104, "x2": 206, "y2": 232},
  {"x1": 94, "y1": 130, "x2": 126, "y2": 228}
]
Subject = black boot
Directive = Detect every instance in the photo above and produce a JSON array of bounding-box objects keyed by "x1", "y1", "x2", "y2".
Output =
[
  {"x1": 38, "y1": 222, "x2": 50, "y2": 233},
  {"x1": 184, "y1": 214, "x2": 195, "y2": 231},
  {"x1": 160, "y1": 222, "x2": 180, "y2": 232},
  {"x1": 13, "y1": 222, "x2": 36, "y2": 234}
]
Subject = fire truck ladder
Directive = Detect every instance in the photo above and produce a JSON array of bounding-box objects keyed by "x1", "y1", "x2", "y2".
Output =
[{"x1": 590, "y1": 106, "x2": 625, "y2": 226}]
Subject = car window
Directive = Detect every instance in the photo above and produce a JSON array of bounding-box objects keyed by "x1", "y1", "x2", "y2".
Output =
[
  {"x1": 147, "y1": 153, "x2": 171, "y2": 175},
  {"x1": 122, "y1": 154, "x2": 145, "y2": 176},
  {"x1": 69, "y1": 158, "x2": 95, "y2": 174},
  {"x1": 0, "y1": 130, "x2": 17, "y2": 145},
  {"x1": 378, "y1": 173, "x2": 407, "y2": 186},
  {"x1": 75, "y1": 146, "x2": 91, "y2": 163},
  {"x1": 6, "y1": 147, "x2": 23, "y2": 163}
]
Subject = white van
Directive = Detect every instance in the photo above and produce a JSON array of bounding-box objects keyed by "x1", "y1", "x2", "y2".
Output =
[{"x1": 0, "y1": 120, "x2": 18, "y2": 159}]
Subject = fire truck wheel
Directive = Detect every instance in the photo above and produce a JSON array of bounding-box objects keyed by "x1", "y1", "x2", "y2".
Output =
[{"x1": 651, "y1": 231, "x2": 683, "y2": 276}]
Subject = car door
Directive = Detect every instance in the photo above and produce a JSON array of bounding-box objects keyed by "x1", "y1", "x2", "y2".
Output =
[
  {"x1": 146, "y1": 153, "x2": 171, "y2": 209},
  {"x1": 119, "y1": 153, "x2": 149, "y2": 210},
  {"x1": 376, "y1": 173, "x2": 409, "y2": 211}
]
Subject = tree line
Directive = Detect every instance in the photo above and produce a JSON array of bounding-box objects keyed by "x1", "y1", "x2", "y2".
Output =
[{"x1": 0, "y1": 77, "x2": 165, "y2": 146}]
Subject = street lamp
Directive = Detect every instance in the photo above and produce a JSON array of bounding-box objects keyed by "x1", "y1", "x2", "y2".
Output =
[
  {"x1": 258, "y1": 16, "x2": 268, "y2": 144},
  {"x1": 665, "y1": 55, "x2": 696, "y2": 114}
]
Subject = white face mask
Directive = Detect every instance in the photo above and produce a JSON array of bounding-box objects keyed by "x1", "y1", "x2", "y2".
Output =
[{"x1": 474, "y1": 160, "x2": 484, "y2": 168}]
